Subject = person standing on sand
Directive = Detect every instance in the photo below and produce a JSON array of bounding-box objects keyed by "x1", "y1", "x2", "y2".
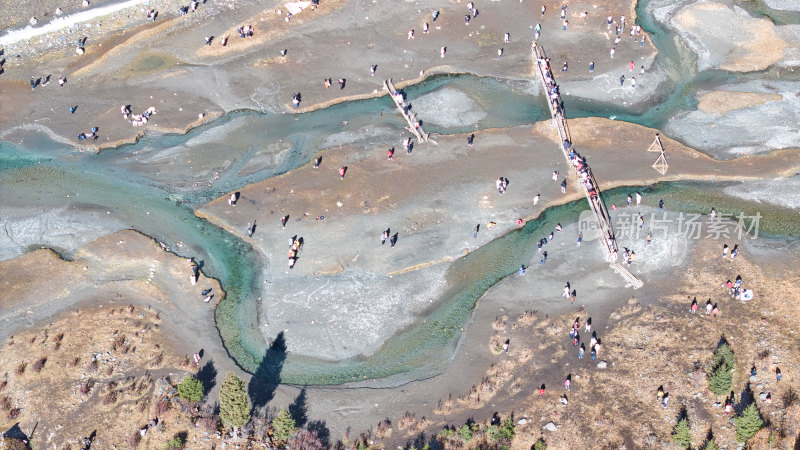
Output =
[
  {"x1": 563, "y1": 283, "x2": 570, "y2": 298},
  {"x1": 706, "y1": 299, "x2": 713, "y2": 314},
  {"x1": 474, "y1": 224, "x2": 480, "y2": 238},
  {"x1": 339, "y1": 166, "x2": 346, "y2": 179},
  {"x1": 539, "y1": 384, "x2": 545, "y2": 398},
  {"x1": 722, "y1": 243, "x2": 729, "y2": 258},
  {"x1": 712, "y1": 304, "x2": 719, "y2": 317},
  {"x1": 577, "y1": 233, "x2": 582, "y2": 247},
  {"x1": 467, "y1": 133, "x2": 475, "y2": 146},
  {"x1": 504, "y1": 32, "x2": 510, "y2": 43},
  {"x1": 690, "y1": 297, "x2": 698, "y2": 314},
  {"x1": 578, "y1": 343, "x2": 585, "y2": 359},
  {"x1": 381, "y1": 229, "x2": 388, "y2": 245},
  {"x1": 533, "y1": 194, "x2": 540, "y2": 205},
  {"x1": 589, "y1": 61, "x2": 594, "y2": 73},
  {"x1": 387, "y1": 147, "x2": 394, "y2": 160},
  {"x1": 441, "y1": 46, "x2": 447, "y2": 58},
  {"x1": 390, "y1": 233, "x2": 398, "y2": 248},
  {"x1": 552, "y1": 170, "x2": 559, "y2": 182},
  {"x1": 540, "y1": 251, "x2": 548, "y2": 264},
  {"x1": 585, "y1": 317, "x2": 592, "y2": 333},
  {"x1": 564, "y1": 376, "x2": 571, "y2": 391},
  {"x1": 541, "y1": 5, "x2": 546, "y2": 17},
  {"x1": 619, "y1": 74, "x2": 625, "y2": 86},
  {"x1": 776, "y1": 367, "x2": 782, "y2": 383}
]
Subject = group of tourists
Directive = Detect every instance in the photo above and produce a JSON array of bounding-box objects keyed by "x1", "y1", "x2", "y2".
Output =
[{"x1": 288, "y1": 236, "x2": 303, "y2": 269}]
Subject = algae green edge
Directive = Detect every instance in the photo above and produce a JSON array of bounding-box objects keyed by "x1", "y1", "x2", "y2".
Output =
[{"x1": 219, "y1": 181, "x2": 798, "y2": 385}]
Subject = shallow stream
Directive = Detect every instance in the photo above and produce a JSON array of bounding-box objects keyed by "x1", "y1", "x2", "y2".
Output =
[{"x1": 1, "y1": 0, "x2": 798, "y2": 385}]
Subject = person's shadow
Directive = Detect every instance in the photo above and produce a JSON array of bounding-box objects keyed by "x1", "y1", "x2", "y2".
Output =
[{"x1": 247, "y1": 331, "x2": 287, "y2": 413}]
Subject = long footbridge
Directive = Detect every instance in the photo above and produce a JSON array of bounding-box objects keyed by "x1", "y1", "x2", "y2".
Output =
[{"x1": 533, "y1": 45, "x2": 642, "y2": 289}]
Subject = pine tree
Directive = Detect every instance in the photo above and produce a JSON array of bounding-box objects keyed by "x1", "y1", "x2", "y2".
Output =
[
  {"x1": 701, "y1": 439, "x2": 718, "y2": 450},
  {"x1": 177, "y1": 375, "x2": 204, "y2": 402},
  {"x1": 671, "y1": 418, "x2": 691, "y2": 449},
  {"x1": 219, "y1": 372, "x2": 251, "y2": 435},
  {"x1": 707, "y1": 362, "x2": 733, "y2": 395},
  {"x1": 712, "y1": 344, "x2": 735, "y2": 370},
  {"x1": 734, "y1": 403, "x2": 764, "y2": 443},
  {"x1": 707, "y1": 343, "x2": 735, "y2": 396},
  {"x1": 271, "y1": 407, "x2": 297, "y2": 442}
]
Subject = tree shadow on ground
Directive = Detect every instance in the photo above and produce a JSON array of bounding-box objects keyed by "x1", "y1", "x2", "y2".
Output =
[
  {"x1": 675, "y1": 405, "x2": 688, "y2": 423},
  {"x1": 736, "y1": 383, "x2": 755, "y2": 416},
  {"x1": 307, "y1": 420, "x2": 330, "y2": 448},
  {"x1": 3, "y1": 423, "x2": 28, "y2": 441},
  {"x1": 405, "y1": 432, "x2": 441, "y2": 450},
  {"x1": 196, "y1": 360, "x2": 217, "y2": 398},
  {"x1": 247, "y1": 331, "x2": 287, "y2": 414},
  {"x1": 289, "y1": 387, "x2": 308, "y2": 428},
  {"x1": 701, "y1": 428, "x2": 715, "y2": 449}
]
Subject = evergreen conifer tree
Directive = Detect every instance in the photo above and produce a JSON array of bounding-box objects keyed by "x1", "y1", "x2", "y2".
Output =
[
  {"x1": 219, "y1": 372, "x2": 251, "y2": 436},
  {"x1": 272, "y1": 407, "x2": 297, "y2": 442},
  {"x1": 672, "y1": 418, "x2": 691, "y2": 449},
  {"x1": 707, "y1": 362, "x2": 733, "y2": 395},
  {"x1": 177, "y1": 375, "x2": 204, "y2": 402},
  {"x1": 734, "y1": 403, "x2": 764, "y2": 442}
]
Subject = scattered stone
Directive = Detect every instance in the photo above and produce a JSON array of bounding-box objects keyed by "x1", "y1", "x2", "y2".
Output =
[
  {"x1": 543, "y1": 422, "x2": 557, "y2": 432},
  {"x1": 597, "y1": 360, "x2": 608, "y2": 369},
  {"x1": 518, "y1": 418, "x2": 527, "y2": 425}
]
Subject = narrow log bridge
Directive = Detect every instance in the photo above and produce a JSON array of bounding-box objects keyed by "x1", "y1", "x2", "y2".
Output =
[
  {"x1": 533, "y1": 45, "x2": 642, "y2": 289},
  {"x1": 384, "y1": 79, "x2": 433, "y2": 143}
]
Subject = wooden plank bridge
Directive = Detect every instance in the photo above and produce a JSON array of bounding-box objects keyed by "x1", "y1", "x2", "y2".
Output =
[
  {"x1": 532, "y1": 45, "x2": 642, "y2": 289},
  {"x1": 384, "y1": 79, "x2": 433, "y2": 143}
]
